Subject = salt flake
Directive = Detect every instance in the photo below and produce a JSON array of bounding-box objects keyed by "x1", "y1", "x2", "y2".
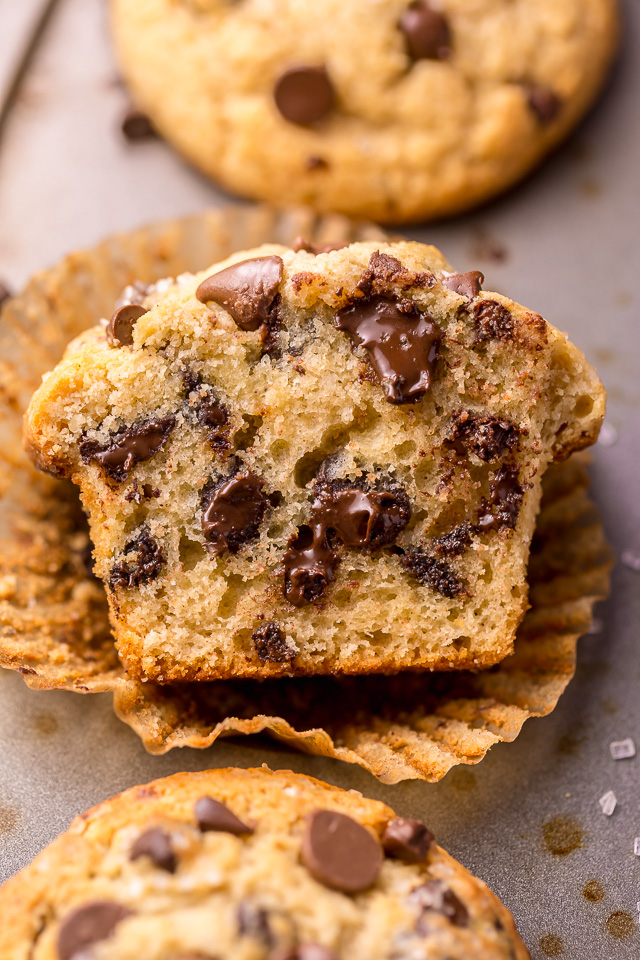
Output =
[
  {"x1": 599, "y1": 790, "x2": 617, "y2": 816},
  {"x1": 634, "y1": 838, "x2": 640, "y2": 857},
  {"x1": 610, "y1": 738, "x2": 636, "y2": 760},
  {"x1": 622, "y1": 549, "x2": 640, "y2": 572},
  {"x1": 597, "y1": 422, "x2": 619, "y2": 448}
]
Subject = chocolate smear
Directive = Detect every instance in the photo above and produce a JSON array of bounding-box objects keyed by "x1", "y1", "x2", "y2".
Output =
[
  {"x1": 195, "y1": 796, "x2": 253, "y2": 835},
  {"x1": 274, "y1": 66, "x2": 335, "y2": 125},
  {"x1": 527, "y1": 86, "x2": 562, "y2": 124},
  {"x1": 301, "y1": 809, "x2": 382, "y2": 894},
  {"x1": 447, "y1": 411, "x2": 520, "y2": 462},
  {"x1": 201, "y1": 471, "x2": 268, "y2": 556},
  {"x1": 336, "y1": 295, "x2": 441, "y2": 404},
  {"x1": 441, "y1": 270, "x2": 484, "y2": 300},
  {"x1": 130, "y1": 827, "x2": 177, "y2": 873},
  {"x1": 473, "y1": 300, "x2": 514, "y2": 343},
  {"x1": 57, "y1": 901, "x2": 132, "y2": 960},
  {"x1": 107, "y1": 304, "x2": 147, "y2": 347},
  {"x1": 109, "y1": 528, "x2": 165, "y2": 591},
  {"x1": 402, "y1": 551, "x2": 465, "y2": 598},
  {"x1": 197, "y1": 256, "x2": 283, "y2": 332},
  {"x1": 431, "y1": 521, "x2": 473, "y2": 558},
  {"x1": 383, "y1": 817, "x2": 434, "y2": 863},
  {"x1": 252, "y1": 622, "x2": 296, "y2": 663},
  {"x1": 80, "y1": 417, "x2": 175, "y2": 482},
  {"x1": 400, "y1": 1, "x2": 452, "y2": 61},
  {"x1": 477, "y1": 465, "x2": 524, "y2": 532},
  {"x1": 410, "y1": 880, "x2": 469, "y2": 931}
]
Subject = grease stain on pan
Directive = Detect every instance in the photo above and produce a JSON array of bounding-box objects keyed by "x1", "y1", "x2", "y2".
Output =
[
  {"x1": 447, "y1": 768, "x2": 477, "y2": 791},
  {"x1": 583, "y1": 879, "x2": 605, "y2": 902},
  {"x1": 33, "y1": 712, "x2": 58, "y2": 735},
  {"x1": 540, "y1": 933, "x2": 564, "y2": 955},
  {"x1": 605, "y1": 912, "x2": 634, "y2": 939},
  {"x1": 0, "y1": 806, "x2": 19, "y2": 836},
  {"x1": 542, "y1": 815, "x2": 585, "y2": 856}
]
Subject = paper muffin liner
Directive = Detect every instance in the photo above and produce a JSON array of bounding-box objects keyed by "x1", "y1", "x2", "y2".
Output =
[{"x1": 0, "y1": 205, "x2": 612, "y2": 784}]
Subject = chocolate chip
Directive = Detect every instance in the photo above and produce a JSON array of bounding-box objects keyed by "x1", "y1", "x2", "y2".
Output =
[
  {"x1": 441, "y1": 271, "x2": 484, "y2": 300},
  {"x1": 80, "y1": 417, "x2": 175, "y2": 482},
  {"x1": 292, "y1": 237, "x2": 347, "y2": 255},
  {"x1": 527, "y1": 86, "x2": 562, "y2": 124},
  {"x1": 237, "y1": 902, "x2": 272, "y2": 943},
  {"x1": 57, "y1": 901, "x2": 132, "y2": 960},
  {"x1": 0, "y1": 280, "x2": 12, "y2": 309},
  {"x1": 122, "y1": 107, "x2": 156, "y2": 141},
  {"x1": 336, "y1": 295, "x2": 441, "y2": 404},
  {"x1": 201, "y1": 471, "x2": 268, "y2": 556},
  {"x1": 124, "y1": 478, "x2": 161, "y2": 504},
  {"x1": 431, "y1": 521, "x2": 473, "y2": 558},
  {"x1": 130, "y1": 827, "x2": 177, "y2": 873},
  {"x1": 283, "y1": 524, "x2": 339, "y2": 607},
  {"x1": 301, "y1": 809, "x2": 382, "y2": 894},
  {"x1": 184, "y1": 373, "x2": 230, "y2": 450},
  {"x1": 410, "y1": 880, "x2": 469, "y2": 930},
  {"x1": 402, "y1": 551, "x2": 465, "y2": 598},
  {"x1": 447, "y1": 411, "x2": 520, "y2": 462},
  {"x1": 270, "y1": 947, "x2": 337, "y2": 960},
  {"x1": 252, "y1": 622, "x2": 295, "y2": 663},
  {"x1": 356, "y1": 251, "x2": 433, "y2": 298},
  {"x1": 109, "y1": 528, "x2": 165, "y2": 590},
  {"x1": 197, "y1": 256, "x2": 283, "y2": 332},
  {"x1": 473, "y1": 300, "x2": 514, "y2": 343},
  {"x1": 383, "y1": 817, "x2": 434, "y2": 863},
  {"x1": 195, "y1": 796, "x2": 253, "y2": 835},
  {"x1": 274, "y1": 66, "x2": 335, "y2": 125},
  {"x1": 477, "y1": 465, "x2": 523, "y2": 532},
  {"x1": 400, "y1": 1, "x2": 452, "y2": 61},
  {"x1": 107, "y1": 304, "x2": 147, "y2": 346}
]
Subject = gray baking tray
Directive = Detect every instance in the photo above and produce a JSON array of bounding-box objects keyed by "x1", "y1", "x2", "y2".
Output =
[{"x1": 1, "y1": 1, "x2": 639, "y2": 957}]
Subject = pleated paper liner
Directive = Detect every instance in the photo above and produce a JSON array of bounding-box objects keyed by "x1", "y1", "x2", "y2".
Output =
[{"x1": 0, "y1": 206, "x2": 612, "y2": 784}]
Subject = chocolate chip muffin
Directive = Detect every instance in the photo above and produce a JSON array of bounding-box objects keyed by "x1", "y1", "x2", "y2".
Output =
[
  {"x1": 111, "y1": 0, "x2": 618, "y2": 223},
  {"x1": 24, "y1": 241, "x2": 604, "y2": 683},
  {"x1": 0, "y1": 767, "x2": 531, "y2": 960}
]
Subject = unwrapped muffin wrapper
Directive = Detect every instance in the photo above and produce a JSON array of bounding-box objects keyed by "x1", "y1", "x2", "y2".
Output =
[{"x1": 0, "y1": 205, "x2": 612, "y2": 784}]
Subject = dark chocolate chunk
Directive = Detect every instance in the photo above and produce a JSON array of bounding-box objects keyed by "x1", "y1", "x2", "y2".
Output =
[
  {"x1": 124, "y1": 479, "x2": 161, "y2": 504},
  {"x1": 195, "y1": 796, "x2": 253, "y2": 835},
  {"x1": 196, "y1": 256, "x2": 284, "y2": 332},
  {"x1": 201, "y1": 471, "x2": 268, "y2": 555},
  {"x1": 80, "y1": 417, "x2": 175, "y2": 482},
  {"x1": 292, "y1": 237, "x2": 347, "y2": 255},
  {"x1": 130, "y1": 827, "x2": 177, "y2": 873},
  {"x1": 283, "y1": 524, "x2": 340, "y2": 607},
  {"x1": 383, "y1": 817, "x2": 434, "y2": 863},
  {"x1": 57, "y1": 901, "x2": 132, "y2": 960},
  {"x1": 402, "y1": 551, "x2": 465, "y2": 598},
  {"x1": 0, "y1": 280, "x2": 12, "y2": 309},
  {"x1": 274, "y1": 66, "x2": 335, "y2": 125},
  {"x1": 336, "y1": 295, "x2": 441, "y2": 404},
  {"x1": 107, "y1": 304, "x2": 147, "y2": 347},
  {"x1": 527, "y1": 85, "x2": 562, "y2": 124},
  {"x1": 400, "y1": 1, "x2": 452, "y2": 61},
  {"x1": 252, "y1": 622, "x2": 295, "y2": 663},
  {"x1": 431, "y1": 521, "x2": 473, "y2": 558},
  {"x1": 121, "y1": 107, "x2": 156, "y2": 141},
  {"x1": 473, "y1": 300, "x2": 514, "y2": 343},
  {"x1": 410, "y1": 880, "x2": 469, "y2": 930},
  {"x1": 109, "y1": 528, "x2": 165, "y2": 591},
  {"x1": 237, "y1": 902, "x2": 272, "y2": 943},
  {"x1": 270, "y1": 947, "x2": 337, "y2": 960},
  {"x1": 441, "y1": 270, "x2": 484, "y2": 300},
  {"x1": 477, "y1": 465, "x2": 523, "y2": 532},
  {"x1": 301, "y1": 809, "x2": 382, "y2": 894},
  {"x1": 448, "y1": 411, "x2": 520, "y2": 462},
  {"x1": 356, "y1": 250, "x2": 433, "y2": 298}
]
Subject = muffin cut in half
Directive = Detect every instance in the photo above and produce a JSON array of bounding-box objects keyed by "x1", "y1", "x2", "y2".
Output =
[{"x1": 24, "y1": 241, "x2": 604, "y2": 682}]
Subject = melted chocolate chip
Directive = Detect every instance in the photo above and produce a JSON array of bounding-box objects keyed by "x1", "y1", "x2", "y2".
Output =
[
  {"x1": 527, "y1": 86, "x2": 562, "y2": 124},
  {"x1": 448, "y1": 411, "x2": 520, "y2": 462},
  {"x1": 336, "y1": 295, "x2": 441, "y2": 404},
  {"x1": 80, "y1": 417, "x2": 175, "y2": 482},
  {"x1": 195, "y1": 796, "x2": 253, "y2": 835},
  {"x1": 57, "y1": 901, "x2": 132, "y2": 960},
  {"x1": 122, "y1": 107, "x2": 156, "y2": 140},
  {"x1": 252, "y1": 622, "x2": 295, "y2": 663},
  {"x1": 473, "y1": 300, "x2": 514, "y2": 343},
  {"x1": 410, "y1": 880, "x2": 469, "y2": 930},
  {"x1": 274, "y1": 66, "x2": 335, "y2": 125},
  {"x1": 477, "y1": 466, "x2": 523, "y2": 532},
  {"x1": 441, "y1": 270, "x2": 484, "y2": 300},
  {"x1": 201, "y1": 471, "x2": 268, "y2": 555},
  {"x1": 402, "y1": 551, "x2": 465, "y2": 598},
  {"x1": 237, "y1": 902, "x2": 272, "y2": 943},
  {"x1": 107, "y1": 304, "x2": 147, "y2": 346},
  {"x1": 383, "y1": 817, "x2": 434, "y2": 863},
  {"x1": 0, "y1": 280, "x2": 12, "y2": 309},
  {"x1": 292, "y1": 237, "x2": 347, "y2": 255},
  {"x1": 431, "y1": 521, "x2": 473, "y2": 558},
  {"x1": 109, "y1": 528, "x2": 165, "y2": 590},
  {"x1": 301, "y1": 809, "x2": 382, "y2": 894},
  {"x1": 130, "y1": 827, "x2": 177, "y2": 873},
  {"x1": 283, "y1": 480, "x2": 411, "y2": 606},
  {"x1": 196, "y1": 256, "x2": 283, "y2": 332},
  {"x1": 400, "y1": 1, "x2": 452, "y2": 61}
]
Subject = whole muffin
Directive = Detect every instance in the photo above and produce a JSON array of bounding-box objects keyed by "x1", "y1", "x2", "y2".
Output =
[
  {"x1": 0, "y1": 767, "x2": 531, "y2": 959},
  {"x1": 111, "y1": 0, "x2": 618, "y2": 222}
]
